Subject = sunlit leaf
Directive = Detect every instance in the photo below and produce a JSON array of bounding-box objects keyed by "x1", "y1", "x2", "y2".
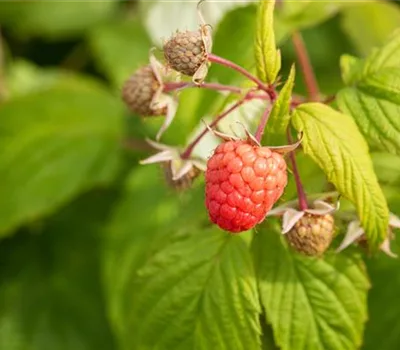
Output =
[
  {"x1": 292, "y1": 103, "x2": 389, "y2": 248},
  {"x1": 341, "y1": 1, "x2": 400, "y2": 56},
  {"x1": 0, "y1": 1, "x2": 117, "y2": 39},
  {"x1": 338, "y1": 30, "x2": 400, "y2": 156},
  {"x1": 103, "y1": 167, "x2": 260, "y2": 350},
  {"x1": 88, "y1": 18, "x2": 152, "y2": 87},
  {"x1": 253, "y1": 220, "x2": 369, "y2": 350},
  {"x1": 263, "y1": 64, "x2": 295, "y2": 140},
  {"x1": 140, "y1": 0, "x2": 254, "y2": 46},
  {"x1": 0, "y1": 83, "x2": 123, "y2": 236},
  {"x1": 363, "y1": 239, "x2": 400, "y2": 350},
  {"x1": 255, "y1": 0, "x2": 281, "y2": 84}
]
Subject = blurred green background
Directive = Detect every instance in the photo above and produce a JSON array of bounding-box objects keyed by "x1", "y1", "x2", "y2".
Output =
[{"x1": 0, "y1": 1, "x2": 400, "y2": 349}]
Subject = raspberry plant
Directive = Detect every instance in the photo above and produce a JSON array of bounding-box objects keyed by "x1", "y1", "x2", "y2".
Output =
[{"x1": 1, "y1": 1, "x2": 400, "y2": 350}]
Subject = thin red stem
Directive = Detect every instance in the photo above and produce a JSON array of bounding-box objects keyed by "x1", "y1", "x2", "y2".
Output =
[
  {"x1": 287, "y1": 128, "x2": 308, "y2": 210},
  {"x1": 197, "y1": 82, "x2": 242, "y2": 93},
  {"x1": 247, "y1": 92, "x2": 270, "y2": 100},
  {"x1": 323, "y1": 94, "x2": 335, "y2": 104},
  {"x1": 163, "y1": 81, "x2": 242, "y2": 94},
  {"x1": 164, "y1": 81, "x2": 272, "y2": 101},
  {"x1": 162, "y1": 82, "x2": 188, "y2": 92},
  {"x1": 291, "y1": 32, "x2": 319, "y2": 102},
  {"x1": 208, "y1": 53, "x2": 269, "y2": 92},
  {"x1": 181, "y1": 98, "x2": 247, "y2": 159},
  {"x1": 291, "y1": 93, "x2": 306, "y2": 106},
  {"x1": 254, "y1": 105, "x2": 271, "y2": 143}
]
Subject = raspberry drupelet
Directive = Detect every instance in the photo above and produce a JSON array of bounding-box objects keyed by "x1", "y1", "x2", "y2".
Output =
[{"x1": 205, "y1": 140, "x2": 287, "y2": 233}]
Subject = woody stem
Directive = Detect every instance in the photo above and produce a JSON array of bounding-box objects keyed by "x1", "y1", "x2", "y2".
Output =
[
  {"x1": 292, "y1": 32, "x2": 319, "y2": 102},
  {"x1": 287, "y1": 128, "x2": 308, "y2": 210},
  {"x1": 181, "y1": 97, "x2": 247, "y2": 159}
]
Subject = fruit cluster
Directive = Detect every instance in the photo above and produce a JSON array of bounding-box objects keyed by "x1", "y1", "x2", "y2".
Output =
[
  {"x1": 121, "y1": 18, "x2": 295, "y2": 232},
  {"x1": 121, "y1": 23, "x2": 210, "y2": 126},
  {"x1": 120, "y1": 3, "x2": 387, "y2": 258}
]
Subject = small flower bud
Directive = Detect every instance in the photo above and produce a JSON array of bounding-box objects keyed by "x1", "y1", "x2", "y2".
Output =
[
  {"x1": 122, "y1": 65, "x2": 166, "y2": 116},
  {"x1": 286, "y1": 214, "x2": 335, "y2": 256},
  {"x1": 164, "y1": 30, "x2": 207, "y2": 77}
]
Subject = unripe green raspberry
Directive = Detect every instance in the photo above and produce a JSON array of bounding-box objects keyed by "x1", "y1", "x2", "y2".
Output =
[
  {"x1": 163, "y1": 30, "x2": 207, "y2": 77},
  {"x1": 286, "y1": 214, "x2": 335, "y2": 256},
  {"x1": 121, "y1": 65, "x2": 166, "y2": 116}
]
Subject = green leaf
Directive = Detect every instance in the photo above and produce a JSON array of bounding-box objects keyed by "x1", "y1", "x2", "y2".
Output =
[
  {"x1": 363, "y1": 243, "x2": 400, "y2": 350},
  {"x1": 283, "y1": 152, "x2": 327, "y2": 201},
  {"x1": 358, "y1": 29, "x2": 400, "y2": 73},
  {"x1": 255, "y1": 0, "x2": 281, "y2": 84},
  {"x1": 337, "y1": 30, "x2": 400, "y2": 156},
  {"x1": 5, "y1": 60, "x2": 63, "y2": 98},
  {"x1": 253, "y1": 220, "x2": 369, "y2": 350},
  {"x1": 263, "y1": 64, "x2": 295, "y2": 140},
  {"x1": 292, "y1": 103, "x2": 389, "y2": 248},
  {"x1": 275, "y1": 0, "x2": 348, "y2": 41},
  {"x1": 208, "y1": 5, "x2": 257, "y2": 85},
  {"x1": 103, "y1": 167, "x2": 186, "y2": 327},
  {"x1": 103, "y1": 167, "x2": 207, "y2": 340},
  {"x1": 103, "y1": 167, "x2": 261, "y2": 350},
  {"x1": 88, "y1": 18, "x2": 152, "y2": 87},
  {"x1": 340, "y1": 54, "x2": 363, "y2": 86},
  {"x1": 337, "y1": 87, "x2": 400, "y2": 156},
  {"x1": 371, "y1": 152, "x2": 400, "y2": 186},
  {"x1": 381, "y1": 184, "x2": 400, "y2": 214},
  {"x1": 0, "y1": 191, "x2": 117, "y2": 350},
  {"x1": 0, "y1": 84, "x2": 123, "y2": 236},
  {"x1": 0, "y1": 1, "x2": 117, "y2": 39},
  {"x1": 126, "y1": 229, "x2": 260, "y2": 349},
  {"x1": 140, "y1": 1, "x2": 253, "y2": 47},
  {"x1": 163, "y1": 88, "x2": 208, "y2": 145},
  {"x1": 5, "y1": 60, "x2": 112, "y2": 99},
  {"x1": 341, "y1": 1, "x2": 400, "y2": 56}
]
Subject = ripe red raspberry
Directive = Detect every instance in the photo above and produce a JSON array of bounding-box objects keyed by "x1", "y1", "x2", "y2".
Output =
[
  {"x1": 205, "y1": 141, "x2": 287, "y2": 233},
  {"x1": 164, "y1": 30, "x2": 206, "y2": 77},
  {"x1": 121, "y1": 65, "x2": 166, "y2": 116},
  {"x1": 286, "y1": 214, "x2": 335, "y2": 256}
]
